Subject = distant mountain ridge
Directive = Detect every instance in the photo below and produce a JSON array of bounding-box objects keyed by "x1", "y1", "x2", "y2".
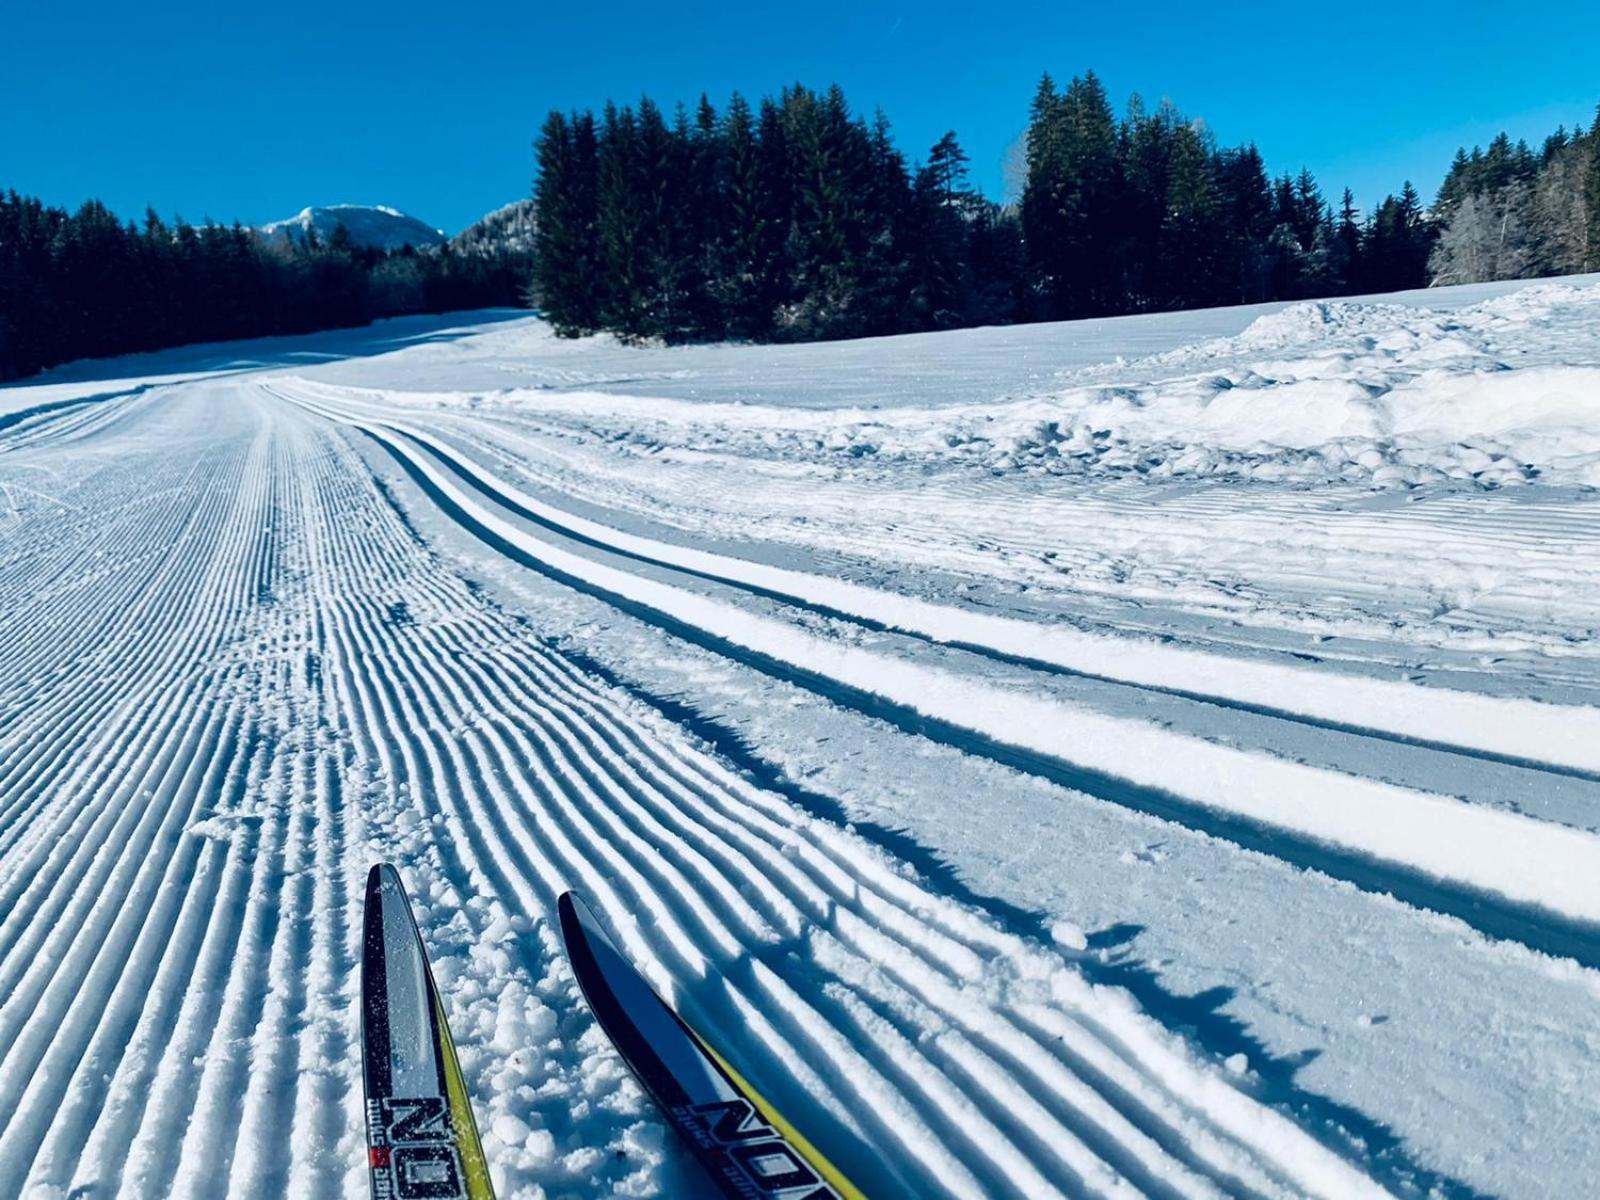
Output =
[
  {"x1": 451, "y1": 199, "x2": 537, "y2": 256},
  {"x1": 259, "y1": 205, "x2": 447, "y2": 251}
]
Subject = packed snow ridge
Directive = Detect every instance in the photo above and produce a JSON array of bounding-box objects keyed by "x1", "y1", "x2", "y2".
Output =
[
  {"x1": 258, "y1": 203, "x2": 447, "y2": 251},
  {"x1": 418, "y1": 282, "x2": 1600, "y2": 490}
]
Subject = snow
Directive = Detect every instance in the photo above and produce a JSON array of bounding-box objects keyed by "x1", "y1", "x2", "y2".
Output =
[
  {"x1": 344, "y1": 282, "x2": 1600, "y2": 489},
  {"x1": 1049, "y1": 920, "x2": 1088, "y2": 952},
  {"x1": 1, "y1": 273, "x2": 1598, "y2": 1198},
  {"x1": 258, "y1": 203, "x2": 447, "y2": 251},
  {"x1": 452, "y1": 199, "x2": 537, "y2": 255}
]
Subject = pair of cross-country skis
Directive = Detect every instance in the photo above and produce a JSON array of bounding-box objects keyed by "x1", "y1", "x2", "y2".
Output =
[{"x1": 360, "y1": 863, "x2": 864, "y2": 1199}]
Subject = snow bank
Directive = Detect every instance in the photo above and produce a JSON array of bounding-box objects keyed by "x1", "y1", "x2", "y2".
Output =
[{"x1": 379, "y1": 281, "x2": 1600, "y2": 490}]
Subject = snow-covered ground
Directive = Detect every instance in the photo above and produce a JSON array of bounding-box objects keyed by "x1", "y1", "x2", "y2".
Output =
[{"x1": 2, "y1": 277, "x2": 1598, "y2": 1199}]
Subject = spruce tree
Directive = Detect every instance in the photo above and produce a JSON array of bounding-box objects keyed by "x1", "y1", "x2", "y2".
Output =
[
  {"x1": 858, "y1": 108, "x2": 915, "y2": 333},
  {"x1": 1059, "y1": 71, "x2": 1123, "y2": 315},
  {"x1": 687, "y1": 94, "x2": 728, "y2": 337},
  {"x1": 1020, "y1": 74, "x2": 1068, "y2": 318},
  {"x1": 911, "y1": 132, "x2": 974, "y2": 328},
  {"x1": 596, "y1": 103, "x2": 647, "y2": 335},
  {"x1": 1435, "y1": 147, "x2": 1473, "y2": 218},
  {"x1": 1365, "y1": 184, "x2": 1431, "y2": 290},
  {"x1": 534, "y1": 109, "x2": 605, "y2": 333},
  {"x1": 781, "y1": 85, "x2": 874, "y2": 338},
  {"x1": 1396, "y1": 182, "x2": 1433, "y2": 283},
  {"x1": 1332, "y1": 188, "x2": 1364, "y2": 292},
  {"x1": 1211, "y1": 145, "x2": 1273, "y2": 303},
  {"x1": 717, "y1": 93, "x2": 783, "y2": 338},
  {"x1": 1020, "y1": 71, "x2": 1124, "y2": 317},
  {"x1": 1156, "y1": 120, "x2": 1220, "y2": 307},
  {"x1": 1117, "y1": 95, "x2": 1177, "y2": 308},
  {"x1": 1587, "y1": 108, "x2": 1600, "y2": 270},
  {"x1": 628, "y1": 97, "x2": 690, "y2": 339}
]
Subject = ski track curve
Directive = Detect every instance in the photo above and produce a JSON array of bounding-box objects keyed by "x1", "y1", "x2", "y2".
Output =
[
  {"x1": 264, "y1": 382, "x2": 1600, "y2": 959},
  {"x1": 274, "y1": 378, "x2": 1600, "y2": 778},
  {"x1": 0, "y1": 375, "x2": 1420, "y2": 1198}
]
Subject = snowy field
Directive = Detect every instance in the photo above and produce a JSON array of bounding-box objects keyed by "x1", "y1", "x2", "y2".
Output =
[{"x1": 2, "y1": 276, "x2": 1599, "y2": 1199}]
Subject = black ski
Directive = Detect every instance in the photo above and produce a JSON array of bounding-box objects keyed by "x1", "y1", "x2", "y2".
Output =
[
  {"x1": 558, "y1": 890, "x2": 865, "y2": 1199},
  {"x1": 361, "y1": 863, "x2": 495, "y2": 1200}
]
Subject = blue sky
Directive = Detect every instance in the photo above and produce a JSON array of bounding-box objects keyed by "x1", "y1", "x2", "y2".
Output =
[{"x1": 5, "y1": 1, "x2": 1596, "y2": 235}]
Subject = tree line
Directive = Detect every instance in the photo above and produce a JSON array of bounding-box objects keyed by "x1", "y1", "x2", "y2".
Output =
[
  {"x1": 532, "y1": 74, "x2": 1441, "y2": 342},
  {"x1": 1429, "y1": 113, "x2": 1600, "y2": 285},
  {"x1": 532, "y1": 86, "x2": 1023, "y2": 342},
  {"x1": 8, "y1": 78, "x2": 1598, "y2": 383},
  {"x1": 0, "y1": 193, "x2": 527, "y2": 382}
]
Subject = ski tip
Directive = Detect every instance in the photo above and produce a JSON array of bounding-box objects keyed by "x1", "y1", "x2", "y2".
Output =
[
  {"x1": 558, "y1": 891, "x2": 616, "y2": 954},
  {"x1": 556, "y1": 890, "x2": 584, "y2": 945},
  {"x1": 366, "y1": 861, "x2": 407, "y2": 897}
]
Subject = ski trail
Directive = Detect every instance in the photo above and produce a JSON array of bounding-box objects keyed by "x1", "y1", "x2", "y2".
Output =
[
  {"x1": 292, "y1": 387, "x2": 1384, "y2": 1198},
  {"x1": 0, "y1": 370, "x2": 1423, "y2": 1197},
  {"x1": 280, "y1": 390, "x2": 1600, "y2": 936},
  {"x1": 283, "y1": 381, "x2": 1600, "y2": 775}
]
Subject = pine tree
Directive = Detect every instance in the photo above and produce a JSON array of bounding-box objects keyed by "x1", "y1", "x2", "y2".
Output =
[
  {"x1": 1331, "y1": 188, "x2": 1364, "y2": 293},
  {"x1": 1587, "y1": 108, "x2": 1600, "y2": 270},
  {"x1": 1211, "y1": 145, "x2": 1273, "y2": 303},
  {"x1": 714, "y1": 93, "x2": 783, "y2": 338},
  {"x1": 1117, "y1": 95, "x2": 1177, "y2": 308},
  {"x1": 596, "y1": 103, "x2": 647, "y2": 335},
  {"x1": 779, "y1": 84, "x2": 875, "y2": 339},
  {"x1": 1020, "y1": 74, "x2": 1067, "y2": 317},
  {"x1": 1156, "y1": 120, "x2": 1220, "y2": 307},
  {"x1": 534, "y1": 109, "x2": 605, "y2": 333},
  {"x1": 926, "y1": 132, "x2": 970, "y2": 206},
  {"x1": 686, "y1": 94, "x2": 728, "y2": 337},
  {"x1": 910, "y1": 132, "x2": 975, "y2": 328}
]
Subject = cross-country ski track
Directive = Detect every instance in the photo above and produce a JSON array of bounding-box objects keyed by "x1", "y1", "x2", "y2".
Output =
[{"x1": 3, "y1": 288, "x2": 1599, "y2": 1199}]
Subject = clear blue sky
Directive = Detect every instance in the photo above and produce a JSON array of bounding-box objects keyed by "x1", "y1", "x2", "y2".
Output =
[{"x1": 5, "y1": 1, "x2": 1597, "y2": 236}]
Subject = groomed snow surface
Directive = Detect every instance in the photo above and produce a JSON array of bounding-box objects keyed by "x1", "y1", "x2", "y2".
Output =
[{"x1": 2, "y1": 276, "x2": 1599, "y2": 1199}]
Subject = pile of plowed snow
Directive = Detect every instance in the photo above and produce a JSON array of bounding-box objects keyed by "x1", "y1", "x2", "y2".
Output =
[{"x1": 318, "y1": 280, "x2": 1600, "y2": 490}]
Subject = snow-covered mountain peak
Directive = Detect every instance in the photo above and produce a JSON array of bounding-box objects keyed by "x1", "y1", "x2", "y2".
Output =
[{"x1": 259, "y1": 204, "x2": 446, "y2": 251}]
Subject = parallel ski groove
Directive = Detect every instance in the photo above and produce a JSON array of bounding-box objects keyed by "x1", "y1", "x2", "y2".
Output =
[{"x1": 0, "y1": 378, "x2": 1398, "y2": 1198}]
